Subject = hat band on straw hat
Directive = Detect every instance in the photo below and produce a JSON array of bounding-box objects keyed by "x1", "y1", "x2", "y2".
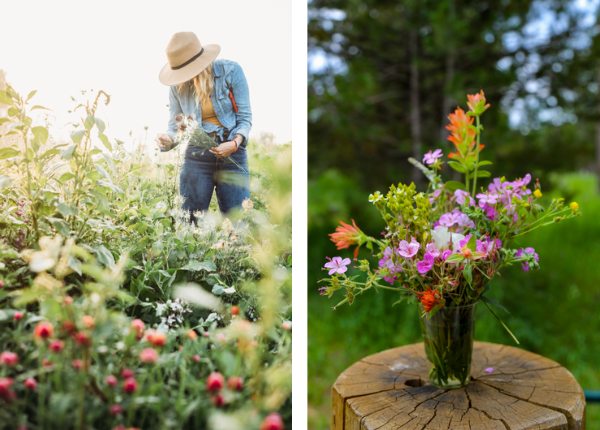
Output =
[{"x1": 171, "y1": 47, "x2": 205, "y2": 70}]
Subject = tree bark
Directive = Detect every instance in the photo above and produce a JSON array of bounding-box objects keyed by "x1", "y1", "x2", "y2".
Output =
[{"x1": 409, "y1": 30, "x2": 422, "y2": 187}]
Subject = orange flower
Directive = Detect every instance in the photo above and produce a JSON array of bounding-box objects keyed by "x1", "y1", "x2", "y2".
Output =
[
  {"x1": 34, "y1": 322, "x2": 54, "y2": 340},
  {"x1": 418, "y1": 287, "x2": 444, "y2": 313},
  {"x1": 148, "y1": 331, "x2": 167, "y2": 347},
  {"x1": 188, "y1": 330, "x2": 197, "y2": 340},
  {"x1": 467, "y1": 90, "x2": 490, "y2": 114},
  {"x1": 329, "y1": 220, "x2": 366, "y2": 260},
  {"x1": 446, "y1": 107, "x2": 476, "y2": 155},
  {"x1": 82, "y1": 315, "x2": 94, "y2": 329}
]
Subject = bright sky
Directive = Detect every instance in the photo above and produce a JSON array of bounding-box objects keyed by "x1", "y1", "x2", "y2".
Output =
[{"x1": 0, "y1": 0, "x2": 292, "y2": 149}]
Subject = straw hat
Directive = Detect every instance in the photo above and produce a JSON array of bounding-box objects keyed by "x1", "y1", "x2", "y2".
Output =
[{"x1": 158, "y1": 32, "x2": 220, "y2": 86}]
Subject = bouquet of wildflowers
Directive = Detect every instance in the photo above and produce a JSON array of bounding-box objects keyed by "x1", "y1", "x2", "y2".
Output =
[
  {"x1": 319, "y1": 90, "x2": 581, "y2": 344},
  {"x1": 172, "y1": 114, "x2": 247, "y2": 173}
]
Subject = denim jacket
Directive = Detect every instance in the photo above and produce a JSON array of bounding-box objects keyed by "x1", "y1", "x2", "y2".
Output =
[{"x1": 165, "y1": 59, "x2": 252, "y2": 147}]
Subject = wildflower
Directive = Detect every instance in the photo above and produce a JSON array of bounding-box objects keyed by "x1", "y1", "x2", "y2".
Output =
[
  {"x1": 74, "y1": 332, "x2": 90, "y2": 347},
  {"x1": 0, "y1": 352, "x2": 18, "y2": 366},
  {"x1": 0, "y1": 378, "x2": 15, "y2": 400},
  {"x1": 454, "y1": 189, "x2": 473, "y2": 205},
  {"x1": 72, "y1": 359, "x2": 83, "y2": 370},
  {"x1": 139, "y1": 348, "x2": 158, "y2": 363},
  {"x1": 231, "y1": 306, "x2": 240, "y2": 316},
  {"x1": 188, "y1": 330, "x2": 198, "y2": 340},
  {"x1": 323, "y1": 256, "x2": 351, "y2": 275},
  {"x1": 121, "y1": 369, "x2": 134, "y2": 379},
  {"x1": 193, "y1": 354, "x2": 200, "y2": 362},
  {"x1": 441, "y1": 250, "x2": 453, "y2": 261},
  {"x1": 64, "y1": 296, "x2": 73, "y2": 304},
  {"x1": 82, "y1": 315, "x2": 94, "y2": 328},
  {"x1": 242, "y1": 198, "x2": 254, "y2": 212},
  {"x1": 13, "y1": 312, "x2": 23, "y2": 321},
  {"x1": 476, "y1": 192, "x2": 498, "y2": 207},
  {"x1": 534, "y1": 189, "x2": 542, "y2": 198},
  {"x1": 106, "y1": 375, "x2": 118, "y2": 387},
  {"x1": 398, "y1": 238, "x2": 420, "y2": 258},
  {"x1": 446, "y1": 108, "x2": 476, "y2": 155},
  {"x1": 418, "y1": 287, "x2": 444, "y2": 313},
  {"x1": 466, "y1": 90, "x2": 490, "y2": 115},
  {"x1": 49, "y1": 339, "x2": 64, "y2": 353},
  {"x1": 123, "y1": 377, "x2": 138, "y2": 394},
  {"x1": 260, "y1": 413, "x2": 285, "y2": 430},
  {"x1": 424, "y1": 243, "x2": 440, "y2": 259},
  {"x1": 422, "y1": 149, "x2": 443, "y2": 165},
  {"x1": 130, "y1": 319, "x2": 145, "y2": 340},
  {"x1": 24, "y1": 377, "x2": 37, "y2": 391},
  {"x1": 431, "y1": 227, "x2": 465, "y2": 251},
  {"x1": 228, "y1": 376, "x2": 244, "y2": 392},
  {"x1": 148, "y1": 331, "x2": 167, "y2": 347},
  {"x1": 282, "y1": 321, "x2": 292, "y2": 330},
  {"x1": 110, "y1": 404, "x2": 123, "y2": 415},
  {"x1": 206, "y1": 372, "x2": 225, "y2": 392},
  {"x1": 329, "y1": 219, "x2": 366, "y2": 259},
  {"x1": 571, "y1": 202, "x2": 579, "y2": 211},
  {"x1": 212, "y1": 393, "x2": 225, "y2": 407},
  {"x1": 476, "y1": 238, "x2": 502, "y2": 257},
  {"x1": 516, "y1": 247, "x2": 539, "y2": 271},
  {"x1": 34, "y1": 322, "x2": 54, "y2": 340},
  {"x1": 416, "y1": 254, "x2": 435, "y2": 275}
]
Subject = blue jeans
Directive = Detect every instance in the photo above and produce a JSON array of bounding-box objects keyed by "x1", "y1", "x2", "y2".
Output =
[{"x1": 179, "y1": 135, "x2": 249, "y2": 222}]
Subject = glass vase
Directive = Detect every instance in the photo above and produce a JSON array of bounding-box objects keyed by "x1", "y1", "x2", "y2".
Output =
[{"x1": 418, "y1": 302, "x2": 477, "y2": 389}]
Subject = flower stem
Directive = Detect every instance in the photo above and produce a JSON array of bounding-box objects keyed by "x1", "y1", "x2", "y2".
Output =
[{"x1": 472, "y1": 115, "x2": 481, "y2": 196}]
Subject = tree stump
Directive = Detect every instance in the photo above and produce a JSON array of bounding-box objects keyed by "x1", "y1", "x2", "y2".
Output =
[{"x1": 332, "y1": 341, "x2": 585, "y2": 430}]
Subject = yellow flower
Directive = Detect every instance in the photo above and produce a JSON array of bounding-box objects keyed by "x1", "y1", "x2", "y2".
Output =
[
  {"x1": 534, "y1": 189, "x2": 542, "y2": 198},
  {"x1": 570, "y1": 202, "x2": 579, "y2": 211}
]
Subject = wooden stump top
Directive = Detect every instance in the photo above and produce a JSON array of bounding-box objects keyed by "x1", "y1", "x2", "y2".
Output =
[{"x1": 332, "y1": 341, "x2": 585, "y2": 430}]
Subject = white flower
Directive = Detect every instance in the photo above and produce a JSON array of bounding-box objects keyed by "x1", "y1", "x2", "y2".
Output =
[{"x1": 431, "y1": 226, "x2": 465, "y2": 251}]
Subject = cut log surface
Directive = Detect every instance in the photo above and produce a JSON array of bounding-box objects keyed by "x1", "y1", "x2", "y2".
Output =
[{"x1": 332, "y1": 342, "x2": 585, "y2": 430}]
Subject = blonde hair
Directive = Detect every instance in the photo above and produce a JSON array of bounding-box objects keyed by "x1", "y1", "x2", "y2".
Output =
[{"x1": 178, "y1": 62, "x2": 214, "y2": 107}]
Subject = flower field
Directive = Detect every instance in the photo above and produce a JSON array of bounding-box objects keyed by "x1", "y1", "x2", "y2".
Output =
[{"x1": 0, "y1": 86, "x2": 292, "y2": 430}]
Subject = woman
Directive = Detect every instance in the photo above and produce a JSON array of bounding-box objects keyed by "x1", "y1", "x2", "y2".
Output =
[{"x1": 155, "y1": 31, "x2": 251, "y2": 221}]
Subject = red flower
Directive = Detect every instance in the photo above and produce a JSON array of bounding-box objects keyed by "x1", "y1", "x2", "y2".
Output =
[
  {"x1": 0, "y1": 351, "x2": 18, "y2": 366},
  {"x1": 49, "y1": 339, "x2": 64, "y2": 353},
  {"x1": 74, "y1": 332, "x2": 90, "y2": 347},
  {"x1": 139, "y1": 348, "x2": 158, "y2": 363},
  {"x1": 13, "y1": 312, "x2": 23, "y2": 321},
  {"x1": 260, "y1": 413, "x2": 285, "y2": 430},
  {"x1": 228, "y1": 376, "x2": 243, "y2": 392},
  {"x1": 121, "y1": 369, "x2": 134, "y2": 379},
  {"x1": 34, "y1": 322, "x2": 54, "y2": 340},
  {"x1": 105, "y1": 375, "x2": 118, "y2": 387},
  {"x1": 212, "y1": 393, "x2": 225, "y2": 408},
  {"x1": 418, "y1": 287, "x2": 444, "y2": 313},
  {"x1": 206, "y1": 372, "x2": 224, "y2": 392},
  {"x1": 24, "y1": 377, "x2": 37, "y2": 391},
  {"x1": 42, "y1": 358, "x2": 54, "y2": 368},
  {"x1": 231, "y1": 305, "x2": 240, "y2": 316},
  {"x1": 123, "y1": 377, "x2": 138, "y2": 394},
  {"x1": 329, "y1": 220, "x2": 366, "y2": 260},
  {"x1": 0, "y1": 378, "x2": 15, "y2": 400}
]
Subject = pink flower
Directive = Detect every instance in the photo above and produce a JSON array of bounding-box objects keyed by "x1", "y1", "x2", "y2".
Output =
[
  {"x1": 416, "y1": 253, "x2": 435, "y2": 275},
  {"x1": 49, "y1": 339, "x2": 64, "y2": 353},
  {"x1": 24, "y1": 377, "x2": 37, "y2": 391},
  {"x1": 13, "y1": 311, "x2": 23, "y2": 321},
  {"x1": 476, "y1": 192, "x2": 498, "y2": 207},
  {"x1": 0, "y1": 351, "x2": 18, "y2": 366},
  {"x1": 206, "y1": 372, "x2": 225, "y2": 392},
  {"x1": 454, "y1": 189, "x2": 473, "y2": 205},
  {"x1": 228, "y1": 376, "x2": 244, "y2": 392},
  {"x1": 121, "y1": 369, "x2": 134, "y2": 379},
  {"x1": 423, "y1": 149, "x2": 443, "y2": 165},
  {"x1": 484, "y1": 367, "x2": 494, "y2": 373},
  {"x1": 516, "y1": 247, "x2": 539, "y2": 271},
  {"x1": 425, "y1": 243, "x2": 440, "y2": 258},
  {"x1": 476, "y1": 238, "x2": 502, "y2": 257},
  {"x1": 441, "y1": 250, "x2": 453, "y2": 261},
  {"x1": 260, "y1": 413, "x2": 285, "y2": 430},
  {"x1": 193, "y1": 354, "x2": 200, "y2": 362},
  {"x1": 110, "y1": 404, "x2": 123, "y2": 415},
  {"x1": 105, "y1": 375, "x2": 118, "y2": 387},
  {"x1": 398, "y1": 238, "x2": 420, "y2": 258},
  {"x1": 0, "y1": 378, "x2": 15, "y2": 400},
  {"x1": 212, "y1": 393, "x2": 225, "y2": 407},
  {"x1": 458, "y1": 234, "x2": 473, "y2": 249},
  {"x1": 123, "y1": 377, "x2": 138, "y2": 394},
  {"x1": 72, "y1": 359, "x2": 83, "y2": 370},
  {"x1": 139, "y1": 348, "x2": 158, "y2": 363},
  {"x1": 324, "y1": 256, "x2": 351, "y2": 275}
]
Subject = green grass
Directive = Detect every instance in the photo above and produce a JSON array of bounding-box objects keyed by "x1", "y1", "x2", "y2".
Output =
[{"x1": 307, "y1": 172, "x2": 600, "y2": 429}]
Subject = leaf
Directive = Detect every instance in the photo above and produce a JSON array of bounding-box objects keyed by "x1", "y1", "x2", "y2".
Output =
[
  {"x1": 0, "y1": 175, "x2": 13, "y2": 190},
  {"x1": 31, "y1": 105, "x2": 50, "y2": 111},
  {"x1": 205, "y1": 313, "x2": 218, "y2": 323},
  {"x1": 89, "y1": 148, "x2": 102, "y2": 156},
  {"x1": 463, "y1": 264, "x2": 473, "y2": 287},
  {"x1": 32, "y1": 126, "x2": 49, "y2": 144},
  {"x1": 7, "y1": 107, "x2": 19, "y2": 117},
  {"x1": 98, "y1": 134, "x2": 112, "y2": 151},
  {"x1": 102, "y1": 153, "x2": 116, "y2": 173},
  {"x1": 57, "y1": 203, "x2": 78, "y2": 217},
  {"x1": 448, "y1": 161, "x2": 466, "y2": 173},
  {"x1": 26, "y1": 90, "x2": 37, "y2": 101},
  {"x1": 90, "y1": 189, "x2": 109, "y2": 211},
  {"x1": 477, "y1": 160, "x2": 493, "y2": 167},
  {"x1": 86, "y1": 171, "x2": 101, "y2": 180},
  {"x1": 0, "y1": 148, "x2": 20, "y2": 159},
  {"x1": 58, "y1": 172, "x2": 75, "y2": 183},
  {"x1": 84, "y1": 115, "x2": 95, "y2": 130},
  {"x1": 474, "y1": 170, "x2": 491, "y2": 178},
  {"x1": 94, "y1": 163, "x2": 111, "y2": 180},
  {"x1": 60, "y1": 144, "x2": 77, "y2": 160},
  {"x1": 212, "y1": 284, "x2": 224, "y2": 295},
  {"x1": 467, "y1": 235, "x2": 477, "y2": 252},
  {"x1": 206, "y1": 273, "x2": 223, "y2": 286},
  {"x1": 70, "y1": 129, "x2": 86, "y2": 144},
  {"x1": 47, "y1": 217, "x2": 71, "y2": 237},
  {"x1": 40, "y1": 148, "x2": 60, "y2": 159},
  {"x1": 0, "y1": 118, "x2": 11, "y2": 125},
  {"x1": 92, "y1": 244, "x2": 116, "y2": 269},
  {"x1": 96, "y1": 180, "x2": 124, "y2": 194},
  {"x1": 181, "y1": 260, "x2": 217, "y2": 272},
  {"x1": 481, "y1": 295, "x2": 511, "y2": 315},
  {"x1": 95, "y1": 117, "x2": 106, "y2": 134},
  {"x1": 444, "y1": 253, "x2": 465, "y2": 263},
  {"x1": 0, "y1": 90, "x2": 13, "y2": 106},
  {"x1": 444, "y1": 181, "x2": 466, "y2": 192}
]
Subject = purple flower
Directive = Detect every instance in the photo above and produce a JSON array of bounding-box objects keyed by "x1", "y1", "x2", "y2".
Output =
[
  {"x1": 429, "y1": 189, "x2": 442, "y2": 205},
  {"x1": 425, "y1": 243, "x2": 440, "y2": 258},
  {"x1": 484, "y1": 367, "x2": 494, "y2": 373},
  {"x1": 438, "y1": 212, "x2": 456, "y2": 227},
  {"x1": 324, "y1": 257, "x2": 351, "y2": 275},
  {"x1": 398, "y1": 238, "x2": 420, "y2": 258},
  {"x1": 423, "y1": 149, "x2": 443, "y2": 165},
  {"x1": 417, "y1": 253, "x2": 435, "y2": 274},
  {"x1": 482, "y1": 203, "x2": 498, "y2": 221},
  {"x1": 441, "y1": 250, "x2": 453, "y2": 261},
  {"x1": 476, "y1": 238, "x2": 502, "y2": 257},
  {"x1": 515, "y1": 247, "x2": 539, "y2": 272},
  {"x1": 458, "y1": 234, "x2": 473, "y2": 249},
  {"x1": 438, "y1": 209, "x2": 474, "y2": 229},
  {"x1": 454, "y1": 189, "x2": 473, "y2": 206},
  {"x1": 476, "y1": 192, "x2": 498, "y2": 208}
]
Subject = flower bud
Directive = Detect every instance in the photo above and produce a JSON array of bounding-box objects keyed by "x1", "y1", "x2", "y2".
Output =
[
  {"x1": 74, "y1": 332, "x2": 90, "y2": 347},
  {"x1": 49, "y1": 339, "x2": 64, "y2": 353},
  {"x1": 206, "y1": 372, "x2": 224, "y2": 392},
  {"x1": 121, "y1": 369, "x2": 134, "y2": 379},
  {"x1": 82, "y1": 315, "x2": 94, "y2": 328},
  {"x1": 260, "y1": 413, "x2": 285, "y2": 430},
  {"x1": 228, "y1": 376, "x2": 243, "y2": 392},
  {"x1": 110, "y1": 404, "x2": 123, "y2": 415},
  {"x1": 72, "y1": 359, "x2": 83, "y2": 370},
  {"x1": 130, "y1": 319, "x2": 145, "y2": 340},
  {"x1": 148, "y1": 331, "x2": 167, "y2": 347},
  {"x1": 24, "y1": 377, "x2": 37, "y2": 391},
  {"x1": 105, "y1": 375, "x2": 118, "y2": 387},
  {"x1": 212, "y1": 393, "x2": 225, "y2": 408},
  {"x1": 0, "y1": 351, "x2": 18, "y2": 366},
  {"x1": 13, "y1": 311, "x2": 22, "y2": 321},
  {"x1": 188, "y1": 330, "x2": 197, "y2": 340},
  {"x1": 34, "y1": 322, "x2": 54, "y2": 340},
  {"x1": 193, "y1": 354, "x2": 200, "y2": 362},
  {"x1": 231, "y1": 306, "x2": 239, "y2": 316},
  {"x1": 139, "y1": 348, "x2": 158, "y2": 363},
  {"x1": 123, "y1": 377, "x2": 138, "y2": 394}
]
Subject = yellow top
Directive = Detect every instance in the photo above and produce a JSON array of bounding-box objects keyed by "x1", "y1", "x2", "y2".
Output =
[{"x1": 201, "y1": 97, "x2": 224, "y2": 127}]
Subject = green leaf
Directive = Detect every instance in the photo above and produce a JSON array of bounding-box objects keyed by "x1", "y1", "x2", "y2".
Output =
[
  {"x1": 0, "y1": 90, "x2": 13, "y2": 106},
  {"x1": 95, "y1": 117, "x2": 106, "y2": 134},
  {"x1": 211, "y1": 284, "x2": 224, "y2": 295},
  {"x1": 481, "y1": 295, "x2": 511, "y2": 315},
  {"x1": 26, "y1": 90, "x2": 37, "y2": 101},
  {"x1": 91, "y1": 244, "x2": 116, "y2": 269},
  {"x1": 30, "y1": 105, "x2": 50, "y2": 111},
  {"x1": 32, "y1": 126, "x2": 49, "y2": 144},
  {"x1": 474, "y1": 170, "x2": 491, "y2": 178},
  {"x1": 47, "y1": 217, "x2": 71, "y2": 237},
  {"x1": 7, "y1": 107, "x2": 19, "y2": 117},
  {"x1": 60, "y1": 144, "x2": 77, "y2": 160},
  {"x1": 57, "y1": 203, "x2": 78, "y2": 217},
  {"x1": 0, "y1": 147, "x2": 20, "y2": 159},
  {"x1": 448, "y1": 161, "x2": 466, "y2": 173},
  {"x1": 444, "y1": 253, "x2": 465, "y2": 263},
  {"x1": 86, "y1": 171, "x2": 101, "y2": 180},
  {"x1": 94, "y1": 163, "x2": 111, "y2": 180},
  {"x1": 90, "y1": 189, "x2": 109, "y2": 211},
  {"x1": 181, "y1": 260, "x2": 217, "y2": 272},
  {"x1": 0, "y1": 175, "x2": 13, "y2": 190},
  {"x1": 102, "y1": 153, "x2": 116, "y2": 174},
  {"x1": 463, "y1": 264, "x2": 473, "y2": 287},
  {"x1": 84, "y1": 115, "x2": 95, "y2": 130},
  {"x1": 444, "y1": 181, "x2": 466, "y2": 192},
  {"x1": 98, "y1": 134, "x2": 112, "y2": 151},
  {"x1": 40, "y1": 148, "x2": 60, "y2": 159},
  {"x1": 96, "y1": 180, "x2": 124, "y2": 194},
  {"x1": 70, "y1": 129, "x2": 86, "y2": 144},
  {"x1": 477, "y1": 160, "x2": 492, "y2": 167},
  {"x1": 89, "y1": 148, "x2": 102, "y2": 156},
  {"x1": 58, "y1": 172, "x2": 75, "y2": 183},
  {"x1": 467, "y1": 235, "x2": 477, "y2": 252},
  {"x1": 0, "y1": 118, "x2": 11, "y2": 125}
]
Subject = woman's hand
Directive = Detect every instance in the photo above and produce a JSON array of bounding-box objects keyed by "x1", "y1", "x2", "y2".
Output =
[
  {"x1": 156, "y1": 133, "x2": 173, "y2": 150},
  {"x1": 209, "y1": 141, "x2": 237, "y2": 158}
]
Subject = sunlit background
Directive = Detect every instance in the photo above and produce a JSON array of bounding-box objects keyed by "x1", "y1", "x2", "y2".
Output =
[
  {"x1": 0, "y1": 0, "x2": 292, "y2": 150},
  {"x1": 307, "y1": 0, "x2": 600, "y2": 428}
]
